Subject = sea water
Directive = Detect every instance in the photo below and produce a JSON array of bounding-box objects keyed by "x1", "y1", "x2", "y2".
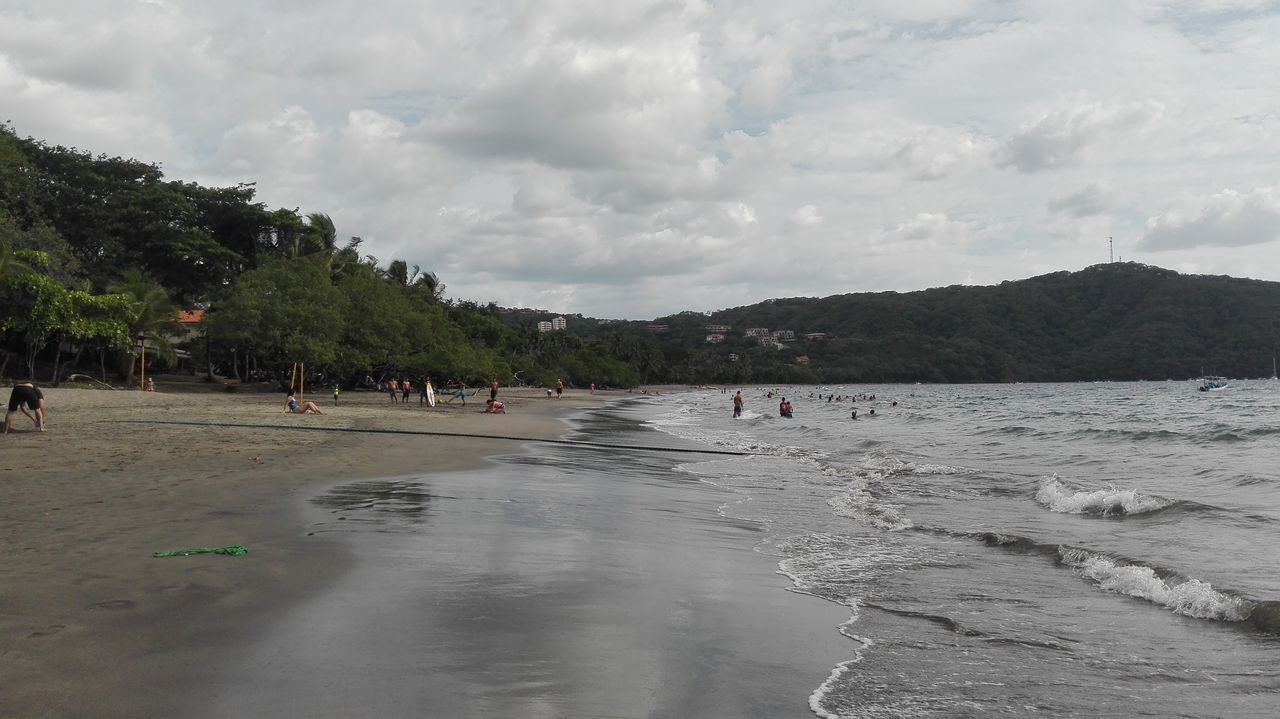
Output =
[{"x1": 637, "y1": 382, "x2": 1280, "y2": 718}]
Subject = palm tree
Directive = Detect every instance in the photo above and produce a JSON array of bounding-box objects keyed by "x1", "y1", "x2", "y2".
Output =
[
  {"x1": 108, "y1": 269, "x2": 181, "y2": 386},
  {"x1": 0, "y1": 235, "x2": 34, "y2": 278}
]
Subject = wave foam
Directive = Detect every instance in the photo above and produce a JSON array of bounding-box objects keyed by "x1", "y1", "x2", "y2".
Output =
[
  {"x1": 1058, "y1": 547, "x2": 1251, "y2": 622},
  {"x1": 1036, "y1": 477, "x2": 1173, "y2": 517}
]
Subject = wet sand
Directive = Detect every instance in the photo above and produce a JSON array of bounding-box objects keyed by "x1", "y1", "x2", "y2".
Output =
[{"x1": 1, "y1": 384, "x2": 852, "y2": 718}]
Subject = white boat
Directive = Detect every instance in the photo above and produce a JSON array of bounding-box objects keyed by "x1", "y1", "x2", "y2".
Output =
[{"x1": 1198, "y1": 376, "x2": 1229, "y2": 392}]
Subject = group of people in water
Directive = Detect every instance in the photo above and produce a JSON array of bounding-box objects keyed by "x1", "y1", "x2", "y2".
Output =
[{"x1": 730, "y1": 387, "x2": 896, "y2": 420}]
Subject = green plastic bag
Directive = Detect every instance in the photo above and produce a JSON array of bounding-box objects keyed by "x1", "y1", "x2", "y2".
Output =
[{"x1": 153, "y1": 545, "x2": 249, "y2": 558}]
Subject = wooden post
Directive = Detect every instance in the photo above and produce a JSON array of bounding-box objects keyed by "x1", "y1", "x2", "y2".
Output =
[
  {"x1": 289, "y1": 362, "x2": 297, "y2": 392},
  {"x1": 139, "y1": 340, "x2": 146, "y2": 390},
  {"x1": 299, "y1": 363, "x2": 305, "y2": 401}
]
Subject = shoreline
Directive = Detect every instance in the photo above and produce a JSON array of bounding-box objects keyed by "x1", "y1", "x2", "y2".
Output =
[{"x1": 0, "y1": 386, "x2": 614, "y2": 718}]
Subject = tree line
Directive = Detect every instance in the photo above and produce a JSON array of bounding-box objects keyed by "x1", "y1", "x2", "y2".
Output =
[
  {"x1": 0, "y1": 125, "x2": 637, "y2": 389},
  {"x1": 5, "y1": 122, "x2": 1276, "y2": 389}
]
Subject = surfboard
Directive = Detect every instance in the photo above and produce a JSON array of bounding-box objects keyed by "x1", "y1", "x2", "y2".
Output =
[{"x1": 426, "y1": 383, "x2": 436, "y2": 407}]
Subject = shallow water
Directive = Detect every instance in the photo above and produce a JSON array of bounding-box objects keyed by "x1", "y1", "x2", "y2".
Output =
[{"x1": 642, "y1": 382, "x2": 1280, "y2": 718}]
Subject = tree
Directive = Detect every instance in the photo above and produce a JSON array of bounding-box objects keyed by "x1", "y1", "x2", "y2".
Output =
[
  {"x1": 107, "y1": 269, "x2": 181, "y2": 386},
  {"x1": 206, "y1": 259, "x2": 345, "y2": 377}
]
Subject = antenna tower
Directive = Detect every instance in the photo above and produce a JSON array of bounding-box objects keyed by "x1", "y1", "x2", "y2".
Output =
[{"x1": 1109, "y1": 236, "x2": 1114, "y2": 263}]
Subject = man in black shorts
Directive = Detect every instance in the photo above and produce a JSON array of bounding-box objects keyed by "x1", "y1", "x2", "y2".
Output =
[{"x1": 4, "y1": 382, "x2": 46, "y2": 433}]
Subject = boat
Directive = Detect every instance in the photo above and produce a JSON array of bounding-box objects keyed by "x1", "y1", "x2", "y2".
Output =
[{"x1": 1198, "y1": 376, "x2": 1229, "y2": 392}]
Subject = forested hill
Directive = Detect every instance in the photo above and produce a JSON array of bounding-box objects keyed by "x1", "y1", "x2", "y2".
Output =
[{"x1": 633, "y1": 263, "x2": 1280, "y2": 383}]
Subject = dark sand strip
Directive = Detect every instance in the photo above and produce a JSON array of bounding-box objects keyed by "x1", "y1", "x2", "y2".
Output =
[{"x1": 117, "y1": 418, "x2": 755, "y2": 456}]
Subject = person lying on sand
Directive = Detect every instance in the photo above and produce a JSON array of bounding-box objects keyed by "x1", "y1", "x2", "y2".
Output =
[{"x1": 283, "y1": 389, "x2": 324, "y2": 415}]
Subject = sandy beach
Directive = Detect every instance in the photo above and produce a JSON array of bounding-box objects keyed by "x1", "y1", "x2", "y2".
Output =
[{"x1": 1, "y1": 383, "x2": 851, "y2": 718}]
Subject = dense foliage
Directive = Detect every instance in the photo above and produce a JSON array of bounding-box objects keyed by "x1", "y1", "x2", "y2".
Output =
[
  {"x1": 4, "y1": 123, "x2": 1276, "y2": 388},
  {"x1": 0, "y1": 125, "x2": 637, "y2": 388},
  {"x1": 571, "y1": 263, "x2": 1280, "y2": 383}
]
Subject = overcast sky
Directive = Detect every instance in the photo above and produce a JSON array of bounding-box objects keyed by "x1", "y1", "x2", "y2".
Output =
[{"x1": 4, "y1": 0, "x2": 1280, "y2": 318}]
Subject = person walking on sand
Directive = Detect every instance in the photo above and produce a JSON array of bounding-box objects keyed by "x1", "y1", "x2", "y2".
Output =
[
  {"x1": 418, "y1": 377, "x2": 430, "y2": 405},
  {"x1": 401, "y1": 377, "x2": 412, "y2": 405},
  {"x1": 4, "y1": 382, "x2": 46, "y2": 433},
  {"x1": 387, "y1": 377, "x2": 399, "y2": 404},
  {"x1": 489, "y1": 377, "x2": 499, "y2": 403},
  {"x1": 283, "y1": 389, "x2": 324, "y2": 415},
  {"x1": 447, "y1": 382, "x2": 467, "y2": 406},
  {"x1": 554, "y1": 378, "x2": 564, "y2": 399},
  {"x1": 733, "y1": 390, "x2": 744, "y2": 418},
  {"x1": 333, "y1": 383, "x2": 340, "y2": 406}
]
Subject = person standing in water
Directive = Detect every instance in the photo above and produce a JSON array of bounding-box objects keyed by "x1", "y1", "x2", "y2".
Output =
[{"x1": 733, "y1": 390, "x2": 744, "y2": 418}]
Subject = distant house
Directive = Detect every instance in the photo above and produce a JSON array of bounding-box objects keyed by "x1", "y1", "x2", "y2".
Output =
[
  {"x1": 537, "y1": 321, "x2": 553, "y2": 333},
  {"x1": 805, "y1": 332, "x2": 826, "y2": 341},
  {"x1": 173, "y1": 309, "x2": 206, "y2": 341},
  {"x1": 795, "y1": 355, "x2": 810, "y2": 365},
  {"x1": 704, "y1": 324, "x2": 731, "y2": 333},
  {"x1": 772, "y1": 329, "x2": 795, "y2": 342},
  {"x1": 705, "y1": 333, "x2": 726, "y2": 344},
  {"x1": 647, "y1": 324, "x2": 670, "y2": 334},
  {"x1": 744, "y1": 327, "x2": 770, "y2": 338},
  {"x1": 551, "y1": 316, "x2": 567, "y2": 331}
]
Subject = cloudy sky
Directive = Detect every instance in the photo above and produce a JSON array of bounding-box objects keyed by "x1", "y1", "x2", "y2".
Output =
[{"x1": 4, "y1": 0, "x2": 1280, "y2": 318}]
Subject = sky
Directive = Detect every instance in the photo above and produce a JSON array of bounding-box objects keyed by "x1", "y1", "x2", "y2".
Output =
[{"x1": 4, "y1": 0, "x2": 1280, "y2": 318}]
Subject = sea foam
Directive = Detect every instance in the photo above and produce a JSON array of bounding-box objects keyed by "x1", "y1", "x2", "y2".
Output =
[
  {"x1": 1058, "y1": 547, "x2": 1251, "y2": 622},
  {"x1": 1036, "y1": 477, "x2": 1173, "y2": 517}
]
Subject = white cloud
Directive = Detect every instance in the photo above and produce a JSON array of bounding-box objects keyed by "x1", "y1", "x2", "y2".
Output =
[
  {"x1": 790, "y1": 205, "x2": 823, "y2": 226},
  {"x1": 1138, "y1": 187, "x2": 1280, "y2": 251},
  {"x1": 6, "y1": 0, "x2": 1280, "y2": 317},
  {"x1": 1047, "y1": 183, "x2": 1111, "y2": 217},
  {"x1": 998, "y1": 98, "x2": 1164, "y2": 173}
]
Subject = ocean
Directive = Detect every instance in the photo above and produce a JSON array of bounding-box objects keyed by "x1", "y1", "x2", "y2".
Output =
[{"x1": 639, "y1": 381, "x2": 1280, "y2": 718}]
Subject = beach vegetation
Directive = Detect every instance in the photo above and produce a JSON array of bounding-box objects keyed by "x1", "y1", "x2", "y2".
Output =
[{"x1": 8, "y1": 122, "x2": 1280, "y2": 386}]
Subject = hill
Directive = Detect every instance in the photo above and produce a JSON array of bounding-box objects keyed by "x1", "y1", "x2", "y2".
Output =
[{"x1": 633, "y1": 263, "x2": 1280, "y2": 383}]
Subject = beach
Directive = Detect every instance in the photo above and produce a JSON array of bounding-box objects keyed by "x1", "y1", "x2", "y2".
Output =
[{"x1": 1, "y1": 385, "x2": 851, "y2": 718}]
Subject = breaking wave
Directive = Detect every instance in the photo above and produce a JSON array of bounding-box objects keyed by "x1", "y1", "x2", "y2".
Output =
[
  {"x1": 1058, "y1": 547, "x2": 1251, "y2": 622},
  {"x1": 1035, "y1": 477, "x2": 1174, "y2": 517}
]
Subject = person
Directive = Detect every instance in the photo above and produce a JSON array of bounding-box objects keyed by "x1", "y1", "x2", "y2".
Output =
[
  {"x1": 448, "y1": 383, "x2": 467, "y2": 405},
  {"x1": 489, "y1": 377, "x2": 499, "y2": 402},
  {"x1": 733, "y1": 390, "x2": 744, "y2": 418},
  {"x1": 401, "y1": 377, "x2": 412, "y2": 404},
  {"x1": 485, "y1": 399, "x2": 507, "y2": 414},
  {"x1": 283, "y1": 389, "x2": 324, "y2": 415},
  {"x1": 779, "y1": 397, "x2": 793, "y2": 418},
  {"x1": 869, "y1": 408, "x2": 876, "y2": 416},
  {"x1": 419, "y1": 377, "x2": 430, "y2": 405},
  {"x1": 851, "y1": 409, "x2": 858, "y2": 419},
  {"x1": 145, "y1": 377, "x2": 156, "y2": 393},
  {"x1": 387, "y1": 377, "x2": 399, "y2": 404},
  {"x1": 554, "y1": 378, "x2": 564, "y2": 399},
  {"x1": 332, "y1": 383, "x2": 340, "y2": 406},
  {"x1": 4, "y1": 382, "x2": 46, "y2": 433},
  {"x1": 590, "y1": 382, "x2": 596, "y2": 394}
]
